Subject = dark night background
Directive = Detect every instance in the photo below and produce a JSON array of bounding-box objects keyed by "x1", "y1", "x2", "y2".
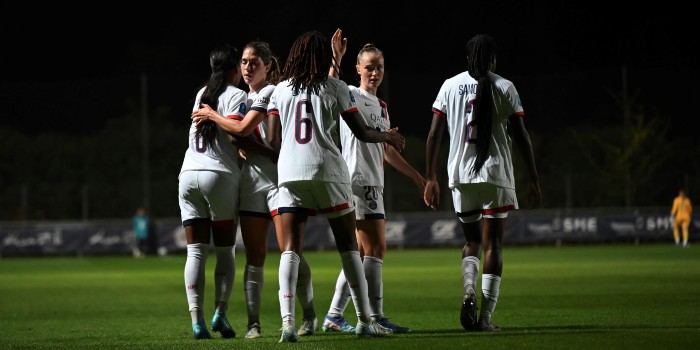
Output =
[{"x1": 1, "y1": 1, "x2": 698, "y2": 220}]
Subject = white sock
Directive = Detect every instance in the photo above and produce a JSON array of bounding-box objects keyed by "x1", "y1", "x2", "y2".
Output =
[
  {"x1": 480, "y1": 274, "x2": 501, "y2": 322},
  {"x1": 214, "y1": 245, "x2": 235, "y2": 313},
  {"x1": 363, "y1": 256, "x2": 384, "y2": 320},
  {"x1": 328, "y1": 270, "x2": 351, "y2": 317},
  {"x1": 462, "y1": 256, "x2": 480, "y2": 293},
  {"x1": 279, "y1": 251, "x2": 300, "y2": 325},
  {"x1": 340, "y1": 250, "x2": 370, "y2": 323},
  {"x1": 244, "y1": 264, "x2": 264, "y2": 324},
  {"x1": 185, "y1": 243, "x2": 208, "y2": 323},
  {"x1": 296, "y1": 255, "x2": 316, "y2": 320}
]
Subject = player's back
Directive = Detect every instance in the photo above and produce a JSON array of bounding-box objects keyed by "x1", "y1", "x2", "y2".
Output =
[
  {"x1": 269, "y1": 77, "x2": 354, "y2": 184},
  {"x1": 180, "y1": 85, "x2": 247, "y2": 176}
]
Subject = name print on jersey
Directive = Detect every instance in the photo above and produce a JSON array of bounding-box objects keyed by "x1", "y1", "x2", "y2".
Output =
[{"x1": 458, "y1": 83, "x2": 478, "y2": 95}]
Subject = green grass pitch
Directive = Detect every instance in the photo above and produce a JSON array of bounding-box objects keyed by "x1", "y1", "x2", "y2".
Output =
[{"x1": 1, "y1": 244, "x2": 699, "y2": 349}]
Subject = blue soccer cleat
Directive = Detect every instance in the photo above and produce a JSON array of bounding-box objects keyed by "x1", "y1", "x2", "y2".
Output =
[{"x1": 211, "y1": 311, "x2": 236, "y2": 338}]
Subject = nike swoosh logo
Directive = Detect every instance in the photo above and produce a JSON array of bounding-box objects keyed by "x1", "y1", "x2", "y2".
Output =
[{"x1": 364, "y1": 102, "x2": 372, "y2": 106}]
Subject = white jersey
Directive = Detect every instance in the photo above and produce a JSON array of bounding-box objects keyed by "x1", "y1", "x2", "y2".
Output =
[
  {"x1": 340, "y1": 86, "x2": 390, "y2": 187},
  {"x1": 268, "y1": 76, "x2": 356, "y2": 185},
  {"x1": 179, "y1": 85, "x2": 248, "y2": 176},
  {"x1": 240, "y1": 83, "x2": 278, "y2": 193},
  {"x1": 431, "y1": 71, "x2": 524, "y2": 189}
]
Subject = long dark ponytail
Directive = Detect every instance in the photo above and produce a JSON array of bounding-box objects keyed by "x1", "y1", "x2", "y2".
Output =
[
  {"x1": 466, "y1": 34, "x2": 497, "y2": 177},
  {"x1": 197, "y1": 44, "x2": 240, "y2": 146}
]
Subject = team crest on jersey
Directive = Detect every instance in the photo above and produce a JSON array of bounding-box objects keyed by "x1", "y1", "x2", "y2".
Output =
[
  {"x1": 239, "y1": 103, "x2": 247, "y2": 114},
  {"x1": 368, "y1": 200, "x2": 377, "y2": 210}
]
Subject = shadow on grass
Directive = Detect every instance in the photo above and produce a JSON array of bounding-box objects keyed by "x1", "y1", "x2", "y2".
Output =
[{"x1": 404, "y1": 324, "x2": 700, "y2": 338}]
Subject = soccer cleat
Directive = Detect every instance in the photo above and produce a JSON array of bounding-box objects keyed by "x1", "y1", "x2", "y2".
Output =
[
  {"x1": 355, "y1": 320, "x2": 393, "y2": 338},
  {"x1": 322, "y1": 314, "x2": 356, "y2": 333},
  {"x1": 460, "y1": 287, "x2": 478, "y2": 330},
  {"x1": 211, "y1": 312, "x2": 236, "y2": 338},
  {"x1": 192, "y1": 320, "x2": 212, "y2": 339},
  {"x1": 478, "y1": 318, "x2": 502, "y2": 332},
  {"x1": 297, "y1": 317, "x2": 318, "y2": 336},
  {"x1": 279, "y1": 324, "x2": 299, "y2": 343},
  {"x1": 376, "y1": 317, "x2": 411, "y2": 333},
  {"x1": 245, "y1": 323, "x2": 261, "y2": 339}
]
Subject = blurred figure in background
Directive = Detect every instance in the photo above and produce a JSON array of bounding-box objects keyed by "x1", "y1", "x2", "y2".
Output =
[
  {"x1": 671, "y1": 189, "x2": 692, "y2": 247},
  {"x1": 132, "y1": 206, "x2": 149, "y2": 258}
]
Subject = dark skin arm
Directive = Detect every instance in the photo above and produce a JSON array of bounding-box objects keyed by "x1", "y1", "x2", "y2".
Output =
[
  {"x1": 268, "y1": 113, "x2": 282, "y2": 154},
  {"x1": 340, "y1": 110, "x2": 405, "y2": 151},
  {"x1": 507, "y1": 115, "x2": 542, "y2": 208},
  {"x1": 424, "y1": 113, "x2": 445, "y2": 209}
]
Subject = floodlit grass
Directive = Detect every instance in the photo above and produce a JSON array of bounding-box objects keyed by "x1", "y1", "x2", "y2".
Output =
[{"x1": 1, "y1": 244, "x2": 699, "y2": 349}]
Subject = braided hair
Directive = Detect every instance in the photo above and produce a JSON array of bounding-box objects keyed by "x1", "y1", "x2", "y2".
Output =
[
  {"x1": 197, "y1": 44, "x2": 241, "y2": 146},
  {"x1": 466, "y1": 34, "x2": 497, "y2": 177},
  {"x1": 282, "y1": 30, "x2": 332, "y2": 96},
  {"x1": 243, "y1": 40, "x2": 282, "y2": 85}
]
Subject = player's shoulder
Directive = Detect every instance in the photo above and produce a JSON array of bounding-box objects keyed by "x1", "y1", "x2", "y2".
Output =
[
  {"x1": 222, "y1": 85, "x2": 247, "y2": 98},
  {"x1": 442, "y1": 71, "x2": 471, "y2": 86},
  {"x1": 327, "y1": 76, "x2": 349, "y2": 90},
  {"x1": 258, "y1": 83, "x2": 276, "y2": 97},
  {"x1": 490, "y1": 72, "x2": 516, "y2": 89}
]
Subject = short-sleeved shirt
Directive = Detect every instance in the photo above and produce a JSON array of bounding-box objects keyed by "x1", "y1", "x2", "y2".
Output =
[
  {"x1": 431, "y1": 71, "x2": 523, "y2": 189},
  {"x1": 339, "y1": 86, "x2": 390, "y2": 187},
  {"x1": 179, "y1": 85, "x2": 248, "y2": 176},
  {"x1": 268, "y1": 76, "x2": 357, "y2": 185}
]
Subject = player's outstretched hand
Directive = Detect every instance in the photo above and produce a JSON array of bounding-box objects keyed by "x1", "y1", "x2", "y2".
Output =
[{"x1": 331, "y1": 28, "x2": 347, "y2": 61}]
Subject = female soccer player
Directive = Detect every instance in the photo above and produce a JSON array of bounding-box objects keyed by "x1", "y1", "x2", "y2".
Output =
[
  {"x1": 192, "y1": 40, "x2": 319, "y2": 339},
  {"x1": 321, "y1": 28, "x2": 425, "y2": 334},
  {"x1": 179, "y1": 44, "x2": 246, "y2": 340},
  {"x1": 424, "y1": 34, "x2": 542, "y2": 332},
  {"x1": 267, "y1": 30, "x2": 403, "y2": 342}
]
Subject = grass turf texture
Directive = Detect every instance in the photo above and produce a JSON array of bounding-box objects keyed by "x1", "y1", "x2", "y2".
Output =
[{"x1": 1, "y1": 244, "x2": 698, "y2": 349}]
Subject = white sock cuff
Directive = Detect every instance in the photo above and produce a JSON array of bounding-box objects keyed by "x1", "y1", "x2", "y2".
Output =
[
  {"x1": 363, "y1": 255, "x2": 383, "y2": 265},
  {"x1": 281, "y1": 250, "x2": 301, "y2": 264},
  {"x1": 462, "y1": 256, "x2": 480, "y2": 265},
  {"x1": 246, "y1": 264, "x2": 263, "y2": 273},
  {"x1": 340, "y1": 250, "x2": 361, "y2": 261},
  {"x1": 186, "y1": 243, "x2": 208, "y2": 258}
]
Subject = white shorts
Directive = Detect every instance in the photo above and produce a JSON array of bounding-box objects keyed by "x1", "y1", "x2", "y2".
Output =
[
  {"x1": 352, "y1": 185, "x2": 385, "y2": 220},
  {"x1": 178, "y1": 170, "x2": 239, "y2": 224},
  {"x1": 451, "y1": 183, "x2": 518, "y2": 222},
  {"x1": 239, "y1": 183, "x2": 278, "y2": 219},
  {"x1": 278, "y1": 180, "x2": 355, "y2": 219}
]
